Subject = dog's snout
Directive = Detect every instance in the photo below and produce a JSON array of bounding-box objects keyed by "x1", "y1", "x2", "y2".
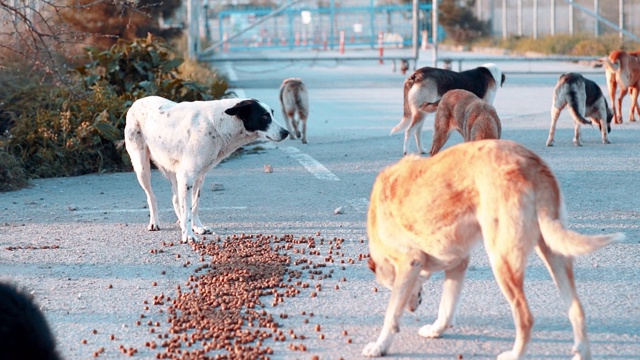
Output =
[{"x1": 280, "y1": 128, "x2": 290, "y2": 139}]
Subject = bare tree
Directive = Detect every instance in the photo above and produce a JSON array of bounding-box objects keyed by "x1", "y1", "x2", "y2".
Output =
[{"x1": 0, "y1": 0, "x2": 180, "y2": 75}]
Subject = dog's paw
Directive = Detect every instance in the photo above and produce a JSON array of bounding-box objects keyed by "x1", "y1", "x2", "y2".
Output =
[
  {"x1": 147, "y1": 224, "x2": 160, "y2": 231},
  {"x1": 571, "y1": 342, "x2": 591, "y2": 360},
  {"x1": 181, "y1": 234, "x2": 198, "y2": 244},
  {"x1": 546, "y1": 139, "x2": 554, "y2": 147},
  {"x1": 362, "y1": 342, "x2": 385, "y2": 357},
  {"x1": 194, "y1": 226, "x2": 215, "y2": 235},
  {"x1": 496, "y1": 350, "x2": 520, "y2": 360},
  {"x1": 418, "y1": 324, "x2": 444, "y2": 338}
]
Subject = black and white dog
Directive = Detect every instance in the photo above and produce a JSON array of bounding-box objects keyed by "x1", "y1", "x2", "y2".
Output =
[
  {"x1": 546, "y1": 73, "x2": 613, "y2": 146},
  {"x1": 125, "y1": 96, "x2": 289, "y2": 243},
  {"x1": 390, "y1": 63, "x2": 505, "y2": 155}
]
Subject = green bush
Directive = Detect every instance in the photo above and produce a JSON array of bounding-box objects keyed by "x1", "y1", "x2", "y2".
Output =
[
  {"x1": 0, "y1": 149, "x2": 28, "y2": 192},
  {"x1": 1, "y1": 34, "x2": 231, "y2": 187}
]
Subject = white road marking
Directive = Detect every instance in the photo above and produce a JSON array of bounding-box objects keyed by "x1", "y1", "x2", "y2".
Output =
[
  {"x1": 280, "y1": 147, "x2": 340, "y2": 181},
  {"x1": 73, "y1": 207, "x2": 247, "y2": 214}
]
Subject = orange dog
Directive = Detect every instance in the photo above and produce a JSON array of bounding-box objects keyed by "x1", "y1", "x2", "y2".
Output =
[
  {"x1": 603, "y1": 50, "x2": 640, "y2": 123},
  {"x1": 363, "y1": 140, "x2": 623, "y2": 359},
  {"x1": 420, "y1": 89, "x2": 501, "y2": 156}
]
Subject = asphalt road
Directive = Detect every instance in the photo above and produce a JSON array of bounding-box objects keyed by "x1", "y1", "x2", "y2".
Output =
[{"x1": 1, "y1": 48, "x2": 639, "y2": 359}]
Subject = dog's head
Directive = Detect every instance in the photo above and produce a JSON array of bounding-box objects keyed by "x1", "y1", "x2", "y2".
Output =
[
  {"x1": 481, "y1": 63, "x2": 506, "y2": 87},
  {"x1": 224, "y1": 99, "x2": 289, "y2": 141},
  {"x1": 367, "y1": 256, "x2": 423, "y2": 312}
]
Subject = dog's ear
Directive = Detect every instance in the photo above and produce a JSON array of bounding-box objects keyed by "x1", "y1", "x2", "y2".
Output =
[
  {"x1": 367, "y1": 257, "x2": 376, "y2": 273},
  {"x1": 224, "y1": 100, "x2": 252, "y2": 118}
]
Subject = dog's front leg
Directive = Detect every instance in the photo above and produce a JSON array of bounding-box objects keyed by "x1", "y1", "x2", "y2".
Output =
[
  {"x1": 362, "y1": 259, "x2": 422, "y2": 357},
  {"x1": 546, "y1": 107, "x2": 562, "y2": 147},
  {"x1": 177, "y1": 176, "x2": 197, "y2": 243},
  {"x1": 191, "y1": 176, "x2": 214, "y2": 236},
  {"x1": 419, "y1": 256, "x2": 469, "y2": 338}
]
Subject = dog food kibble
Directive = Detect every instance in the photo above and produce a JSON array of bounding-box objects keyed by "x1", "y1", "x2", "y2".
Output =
[
  {"x1": 342, "y1": 330, "x2": 348, "y2": 336},
  {"x1": 138, "y1": 233, "x2": 351, "y2": 357},
  {"x1": 81, "y1": 339, "x2": 87, "y2": 345},
  {"x1": 107, "y1": 284, "x2": 112, "y2": 289}
]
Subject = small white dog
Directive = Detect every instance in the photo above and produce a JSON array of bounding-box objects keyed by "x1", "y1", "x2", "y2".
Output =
[
  {"x1": 279, "y1": 78, "x2": 309, "y2": 144},
  {"x1": 125, "y1": 96, "x2": 289, "y2": 243}
]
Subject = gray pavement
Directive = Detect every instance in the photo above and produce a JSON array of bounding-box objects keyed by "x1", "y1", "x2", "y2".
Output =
[{"x1": 1, "y1": 48, "x2": 639, "y2": 359}]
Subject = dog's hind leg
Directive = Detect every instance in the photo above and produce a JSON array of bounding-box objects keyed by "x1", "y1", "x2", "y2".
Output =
[
  {"x1": 629, "y1": 87, "x2": 639, "y2": 122},
  {"x1": 547, "y1": 103, "x2": 565, "y2": 146},
  {"x1": 300, "y1": 111, "x2": 308, "y2": 144},
  {"x1": 535, "y1": 242, "x2": 592, "y2": 360},
  {"x1": 419, "y1": 256, "x2": 469, "y2": 338},
  {"x1": 484, "y1": 218, "x2": 535, "y2": 360},
  {"x1": 616, "y1": 87, "x2": 628, "y2": 124},
  {"x1": 191, "y1": 175, "x2": 214, "y2": 236},
  {"x1": 362, "y1": 257, "x2": 423, "y2": 357},
  {"x1": 129, "y1": 146, "x2": 161, "y2": 231},
  {"x1": 405, "y1": 111, "x2": 426, "y2": 155}
]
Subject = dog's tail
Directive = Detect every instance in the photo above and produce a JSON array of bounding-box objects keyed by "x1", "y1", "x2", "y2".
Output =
[
  {"x1": 391, "y1": 72, "x2": 420, "y2": 135},
  {"x1": 601, "y1": 57, "x2": 620, "y2": 73},
  {"x1": 538, "y1": 213, "x2": 623, "y2": 257},
  {"x1": 566, "y1": 90, "x2": 592, "y2": 126}
]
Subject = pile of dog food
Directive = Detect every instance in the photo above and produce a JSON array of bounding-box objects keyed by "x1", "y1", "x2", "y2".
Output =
[{"x1": 142, "y1": 233, "x2": 358, "y2": 359}]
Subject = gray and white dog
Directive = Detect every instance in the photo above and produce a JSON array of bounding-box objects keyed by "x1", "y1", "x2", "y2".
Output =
[{"x1": 546, "y1": 73, "x2": 613, "y2": 146}]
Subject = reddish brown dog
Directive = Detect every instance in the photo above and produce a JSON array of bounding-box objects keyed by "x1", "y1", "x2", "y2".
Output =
[
  {"x1": 602, "y1": 49, "x2": 640, "y2": 124},
  {"x1": 421, "y1": 89, "x2": 501, "y2": 156}
]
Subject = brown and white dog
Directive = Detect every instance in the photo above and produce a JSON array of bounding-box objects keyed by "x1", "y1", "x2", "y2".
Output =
[
  {"x1": 546, "y1": 73, "x2": 613, "y2": 147},
  {"x1": 390, "y1": 63, "x2": 505, "y2": 155},
  {"x1": 363, "y1": 139, "x2": 623, "y2": 359},
  {"x1": 125, "y1": 96, "x2": 289, "y2": 243},
  {"x1": 602, "y1": 49, "x2": 640, "y2": 124},
  {"x1": 420, "y1": 89, "x2": 501, "y2": 156},
  {"x1": 279, "y1": 78, "x2": 310, "y2": 144}
]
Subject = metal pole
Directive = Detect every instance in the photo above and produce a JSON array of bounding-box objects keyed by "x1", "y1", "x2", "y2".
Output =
[
  {"x1": 533, "y1": 0, "x2": 538, "y2": 39},
  {"x1": 432, "y1": 0, "x2": 438, "y2": 67},
  {"x1": 477, "y1": 0, "x2": 483, "y2": 20},
  {"x1": 370, "y1": 0, "x2": 375, "y2": 49},
  {"x1": 412, "y1": 0, "x2": 419, "y2": 62},
  {"x1": 517, "y1": 0, "x2": 522, "y2": 36},
  {"x1": 186, "y1": 0, "x2": 198, "y2": 59},
  {"x1": 569, "y1": 0, "x2": 574, "y2": 36},
  {"x1": 594, "y1": 0, "x2": 599, "y2": 37},
  {"x1": 619, "y1": 0, "x2": 623, "y2": 40},
  {"x1": 502, "y1": 0, "x2": 507, "y2": 40},
  {"x1": 550, "y1": 0, "x2": 555, "y2": 36},
  {"x1": 330, "y1": 0, "x2": 335, "y2": 50}
]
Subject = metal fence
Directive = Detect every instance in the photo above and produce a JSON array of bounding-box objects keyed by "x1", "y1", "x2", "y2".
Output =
[{"x1": 204, "y1": 2, "x2": 442, "y2": 53}]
